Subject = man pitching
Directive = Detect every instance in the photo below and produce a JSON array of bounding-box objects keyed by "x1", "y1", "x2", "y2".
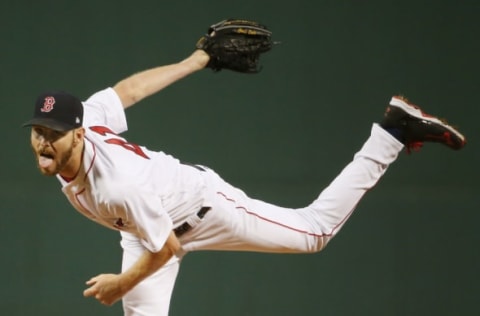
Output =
[{"x1": 23, "y1": 21, "x2": 466, "y2": 316}]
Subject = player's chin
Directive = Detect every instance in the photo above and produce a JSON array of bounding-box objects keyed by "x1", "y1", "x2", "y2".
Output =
[
  {"x1": 37, "y1": 166, "x2": 57, "y2": 176},
  {"x1": 36, "y1": 162, "x2": 58, "y2": 176}
]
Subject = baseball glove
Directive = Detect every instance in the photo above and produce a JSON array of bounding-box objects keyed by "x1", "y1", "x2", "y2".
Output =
[{"x1": 196, "y1": 19, "x2": 274, "y2": 73}]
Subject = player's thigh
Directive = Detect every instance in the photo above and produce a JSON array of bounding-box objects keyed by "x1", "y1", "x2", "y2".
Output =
[
  {"x1": 120, "y1": 232, "x2": 181, "y2": 316},
  {"x1": 184, "y1": 174, "x2": 321, "y2": 253}
]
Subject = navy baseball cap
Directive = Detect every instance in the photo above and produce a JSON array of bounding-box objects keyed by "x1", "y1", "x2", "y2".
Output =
[{"x1": 23, "y1": 91, "x2": 83, "y2": 131}]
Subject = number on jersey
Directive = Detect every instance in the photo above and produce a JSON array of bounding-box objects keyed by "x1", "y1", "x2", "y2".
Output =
[{"x1": 89, "y1": 126, "x2": 150, "y2": 159}]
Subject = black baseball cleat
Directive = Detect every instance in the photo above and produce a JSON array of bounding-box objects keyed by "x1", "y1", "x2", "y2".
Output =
[{"x1": 381, "y1": 96, "x2": 466, "y2": 152}]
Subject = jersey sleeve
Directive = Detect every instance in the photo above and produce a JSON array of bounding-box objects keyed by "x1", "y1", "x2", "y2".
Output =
[
  {"x1": 129, "y1": 191, "x2": 174, "y2": 253},
  {"x1": 82, "y1": 87, "x2": 128, "y2": 134},
  {"x1": 98, "y1": 180, "x2": 174, "y2": 253}
]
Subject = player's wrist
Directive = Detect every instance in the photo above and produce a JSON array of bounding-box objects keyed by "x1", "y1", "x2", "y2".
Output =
[{"x1": 181, "y1": 50, "x2": 210, "y2": 71}]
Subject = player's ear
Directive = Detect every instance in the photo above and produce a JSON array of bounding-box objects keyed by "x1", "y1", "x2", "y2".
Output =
[{"x1": 73, "y1": 127, "x2": 85, "y2": 146}]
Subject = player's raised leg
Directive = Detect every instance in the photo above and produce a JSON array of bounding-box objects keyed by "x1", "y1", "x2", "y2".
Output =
[
  {"x1": 180, "y1": 96, "x2": 466, "y2": 255},
  {"x1": 177, "y1": 123, "x2": 402, "y2": 254}
]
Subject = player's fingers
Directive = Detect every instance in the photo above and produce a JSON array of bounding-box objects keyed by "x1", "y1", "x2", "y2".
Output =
[
  {"x1": 85, "y1": 275, "x2": 99, "y2": 285},
  {"x1": 97, "y1": 296, "x2": 115, "y2": 306},
  {"x1": 83, "y1": 286, "x2": 97, "y2": 297}
]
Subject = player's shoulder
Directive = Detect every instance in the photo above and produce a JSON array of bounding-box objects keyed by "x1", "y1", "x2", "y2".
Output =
[
  {"x1": 82, "y1": 87, "x2": 127, "y2": 133},
  {"x1": 83, "y1": 87, "x2": 121, "y2": 107}
]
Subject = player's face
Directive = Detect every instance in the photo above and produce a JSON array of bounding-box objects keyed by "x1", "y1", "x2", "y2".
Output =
[{"x1": 30, "y1": 126, "x2": 75, "y2": 176}]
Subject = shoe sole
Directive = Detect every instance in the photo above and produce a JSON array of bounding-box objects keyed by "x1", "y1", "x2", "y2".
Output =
[{"x1": 389, "y1": 96, "x2": 466, "y2": 147}]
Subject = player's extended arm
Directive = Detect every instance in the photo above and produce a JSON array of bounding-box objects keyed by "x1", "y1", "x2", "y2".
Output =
[
  {"x1": 83, "y1": 231, "x2": 181, "y2": 306},
  {"x1": 113, "y1": 50, "x2": 210, "y2": 109}
]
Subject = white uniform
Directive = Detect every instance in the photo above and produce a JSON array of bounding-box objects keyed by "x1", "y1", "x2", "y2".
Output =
[{"x1": 57, "y1": 88, "x2": 404, "y2": 316}]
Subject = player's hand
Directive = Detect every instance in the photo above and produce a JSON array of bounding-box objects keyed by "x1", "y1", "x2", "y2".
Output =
[{"x1": 83, "y1": 273, "x2": 128, "y2": 306}]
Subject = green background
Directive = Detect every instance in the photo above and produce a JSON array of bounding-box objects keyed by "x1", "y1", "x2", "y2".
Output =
[{"x1": 1, "y1": 0, "x2": 479, "y2": 315}]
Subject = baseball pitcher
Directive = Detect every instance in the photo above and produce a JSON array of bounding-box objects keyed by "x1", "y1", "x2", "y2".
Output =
[{"x1": 23, "y1": 20, "x2": 466, "y2": 316}]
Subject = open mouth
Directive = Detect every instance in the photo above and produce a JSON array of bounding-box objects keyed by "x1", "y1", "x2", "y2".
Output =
[
  {"x1": 40, "y1": 152, "x2": 54, "y2": 159},
  {"x1": 38, "y1": 152, "x2": 54, "y2": 168}
]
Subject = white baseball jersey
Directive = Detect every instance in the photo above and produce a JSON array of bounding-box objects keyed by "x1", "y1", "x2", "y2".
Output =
[{"x1": 57, "y1": 88, "x2": 208, "y2": 252}]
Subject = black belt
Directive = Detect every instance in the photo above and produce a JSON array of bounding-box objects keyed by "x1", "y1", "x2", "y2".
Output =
[{"x1": 173, "y1": 206, "x2": 211, "y2": 237}]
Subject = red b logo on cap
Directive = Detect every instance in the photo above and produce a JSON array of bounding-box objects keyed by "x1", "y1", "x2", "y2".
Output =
[{"x1": 40, "y1": 96, "x2": 55, "y2": 113}]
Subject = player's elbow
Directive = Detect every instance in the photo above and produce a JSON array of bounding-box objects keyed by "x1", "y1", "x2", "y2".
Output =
[{"x1": 113, "y1": 77, "x2": 145, "y2": 108}]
